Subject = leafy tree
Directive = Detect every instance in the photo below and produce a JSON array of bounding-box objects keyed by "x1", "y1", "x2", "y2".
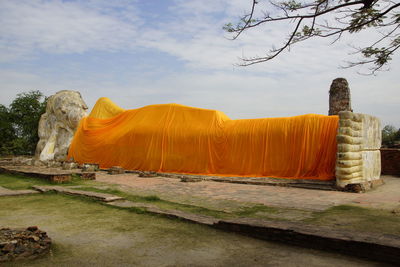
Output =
[
  {"x1": 8, "y1": 91, "x2": 47, "y2": 155},
  {"x1": 382, "y1": 124, "x2": 400, "y2": 147},
  {"x1": 224, "y1": 0, "x2": 400, "y2": 74},
  {"x1": 0, "y1": 104, "x2": 16, "y2": 155}
]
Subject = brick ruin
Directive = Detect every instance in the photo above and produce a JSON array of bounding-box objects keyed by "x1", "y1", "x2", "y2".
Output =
[
  {"x1": 0, "y1": 226, "x2": 51, "y2": 262},
  {"x1": 329, "y1": 78, "x2": 353, "y2": 116}
]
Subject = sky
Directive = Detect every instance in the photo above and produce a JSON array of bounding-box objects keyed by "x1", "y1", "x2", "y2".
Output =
[{"x1": 0, "y1": 0, "x2": 399, "y2": 127}]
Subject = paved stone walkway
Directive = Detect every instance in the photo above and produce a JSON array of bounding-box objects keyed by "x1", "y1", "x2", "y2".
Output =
[{"x1": 96, "y1": 174, "x2": 400, "y2": 211}]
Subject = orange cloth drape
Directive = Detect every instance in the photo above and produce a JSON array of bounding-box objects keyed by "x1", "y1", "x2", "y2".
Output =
[{"x1": 68, "y1": 98, "x2": 338, "y2": 180}]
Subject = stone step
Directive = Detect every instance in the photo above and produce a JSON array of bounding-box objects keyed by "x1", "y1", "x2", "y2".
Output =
[
  {"x1": 106, "y1": 200, "x2": 219, "y2": 225},
  {"x1": 208, "y1": 177, "x2": 337, "y2": 191},
  {"x1": 214, "y1": 218, "x2": 400, "y2": 265},
  {"x1": 32, "y1": 186, "x2": 123, "y2": 202},
  {"x1": 0, "y1": 186, "x2": 39, "y2": 197}
]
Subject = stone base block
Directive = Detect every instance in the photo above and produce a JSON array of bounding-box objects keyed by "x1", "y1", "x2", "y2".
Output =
[
  {"x1": 62, "y1": 162, "x2": 78, "y2": 170},
  {"x1": 342, "y1": 178, "x2": 384, "y2": 193},
  {"x1": 81, "y1": 163, "x2": 99, "y2": 172},
  {"x1": 108, "y1": 166, "x2": 125, "y2": 175}
]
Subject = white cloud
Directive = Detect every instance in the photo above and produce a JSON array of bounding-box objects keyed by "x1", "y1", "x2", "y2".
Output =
[
  {"x1": 0, "y1": 0, "x2": 399, "y2": 128},
  {"x1": 0, "y1": 0, "x2": 139, "y2": 60}
]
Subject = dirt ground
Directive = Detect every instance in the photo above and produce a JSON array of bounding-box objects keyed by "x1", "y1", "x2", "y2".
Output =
[{"x1": 0, "y1": 193, "x2": 383, "y2": 267}]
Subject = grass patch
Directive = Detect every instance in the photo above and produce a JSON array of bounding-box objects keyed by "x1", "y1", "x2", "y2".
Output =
[
  {"x1": 305, "y1": 205, "x2": 400, "y2": 235},
  {"x1": 0, "y1": 173, "x2": 102, "y2": 190},
  {"x1": 235, "y1": 204, "x2": 279, "y2": 217},
  {"x1": 0, "y1": 173, "x2": 52, "y2": 190},
  {"x1": 143, "y1": 195, "x2": 161, "y2": 201}
]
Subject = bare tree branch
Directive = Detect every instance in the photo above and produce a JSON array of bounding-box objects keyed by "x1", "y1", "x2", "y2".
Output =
[{"x1": 224, "y1": 0, "x2": 400, "y2": 74}]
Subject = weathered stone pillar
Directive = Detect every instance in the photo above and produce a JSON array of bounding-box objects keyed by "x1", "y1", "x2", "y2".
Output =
[{"x1": 329, "y1": 78, "x2": 352, "y2": 115}]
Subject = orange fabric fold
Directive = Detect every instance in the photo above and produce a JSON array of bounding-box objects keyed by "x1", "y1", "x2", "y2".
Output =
[{"x1": 68, "y1": 98, "x2": 338, "y2": 180}]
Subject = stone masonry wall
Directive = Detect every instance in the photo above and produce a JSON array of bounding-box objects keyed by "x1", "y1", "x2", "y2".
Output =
[{"x1": 336, "y1": 111, "x2": 381, "y2": 189}]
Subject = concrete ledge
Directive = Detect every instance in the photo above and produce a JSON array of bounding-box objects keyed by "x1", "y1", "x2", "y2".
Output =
[
  {"x1": 106, "y1": 200, "x2": 219, "y2": 225},
  {"x1": 0, "y1": 186, "x2": 39, "y2": 197},
  {"x1": 32, "y1": 186, "x2": 123, "y2": 202},
  {"x1": 214, "y1": 218, "x2": 400, "y2": 265}
]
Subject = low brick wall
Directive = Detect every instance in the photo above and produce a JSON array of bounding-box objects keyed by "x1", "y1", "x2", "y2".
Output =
[{"x1": 381, "y1": 149, "x2": 400, "y2": 176}]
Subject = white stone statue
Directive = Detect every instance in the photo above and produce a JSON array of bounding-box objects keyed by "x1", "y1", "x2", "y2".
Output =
[{"x1": 35, "y1": 90, "x2": 88, "y2": 162}]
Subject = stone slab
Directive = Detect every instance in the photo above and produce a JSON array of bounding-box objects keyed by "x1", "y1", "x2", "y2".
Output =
[
  {"x1": 32, "y1": 186, "x2": 123, "y2": 202},
  {"x1": 106, "y1": 200, "x2": 218, "y2": 225},
  {"x1": 0, "y1": 186, "x2": 39, "y2": 197},
  {"x1": 106, "y1": 200, "x2": 156, "y2": 209}
]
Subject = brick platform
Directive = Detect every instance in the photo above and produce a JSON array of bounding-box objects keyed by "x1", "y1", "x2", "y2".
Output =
[{"x1": 0, "y1": 165, "x2": 96, "y2": 182}]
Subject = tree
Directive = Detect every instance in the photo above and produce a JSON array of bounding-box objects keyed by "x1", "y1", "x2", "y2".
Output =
[
  {"x1": 224, "y1": 0, "x2": 400, "y2": 74},
  {"x1": 8, "y1": 91, "x2": 47, "y2": 155},
  {"x1": 0, "y1": 104, "x2": 16, "y2": 155},
  {"x1": 382, "y1": 124, "x2": 400, "y2": 147}
]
